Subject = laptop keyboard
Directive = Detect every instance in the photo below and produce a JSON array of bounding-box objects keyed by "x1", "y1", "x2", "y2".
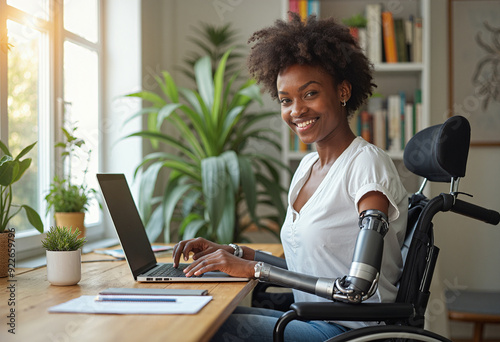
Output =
[{"x1": 146, "y1": 264, "x2": 188, "y2": 278}]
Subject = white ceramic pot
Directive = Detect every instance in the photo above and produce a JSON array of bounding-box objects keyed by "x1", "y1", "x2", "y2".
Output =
[{"x1": 46, "y1": 249, "x2": 82, "y2": 286}]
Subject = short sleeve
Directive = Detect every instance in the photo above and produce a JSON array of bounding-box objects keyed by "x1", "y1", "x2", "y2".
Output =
[{"x1": 346, "y1": 145, "x2": 407, "y2": 222}]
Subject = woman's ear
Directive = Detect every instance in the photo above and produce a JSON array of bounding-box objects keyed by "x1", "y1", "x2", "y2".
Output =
[{"x1": 338, "y1": 80, "x2": 352, "y2": 102}]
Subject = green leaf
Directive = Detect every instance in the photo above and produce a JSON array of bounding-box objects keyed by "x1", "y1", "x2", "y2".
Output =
[
  {"x1": 162, "y1": 160, "x2": 201, "y2": 182},
  {"x1": 238, "y1": 156, "x2": 257, "y2": 222},
  {"x1": 194, "y1": 56, "x2": 214, "y2": 113},
  {"x1": 181, "y1": 190, "x2": 201, "y2": 217},
  {"x1": 237, "y1": 83, "x2": 263, "y2": 106},
  {"x1": 144, "y1": 206, "x2": 164, "y2": 243},
  {"x1": 157, "y1": 103, "x2": 183, "y2": 130},
  {"x1": 11, "y1": 158, "x2": 32, "y2": 183},
  {"x1": 220, "y1": 150, "x2": 239, "y2": 194},
  {"x1": 180, "y1": 214, "x2": 206, "y2": 239},
  {"x1": 162, "y1": 183, "x2": 194, "y2": 243},
  {"x1": 256, "y1": 174, "x2": 286, "y2": 220},
  {"x1": 201, "y1": 156, "x2": 228, "y2": 233},
  {"x1": 0, "y1": 159, "x2": 19, "y2": 186},
  {"x1": 216, "y1": 181, "x2": 235, "y2": 244},
  {"x1": 0, "y1": 140, "x2": 12, "y2": 157},
  {"x1": 162, "y1": 71, "x2": 179, "y2": 103},
  {"x1": 179, "y1": 87, "x2": 204, "y2": 119},
  {"x1": 125, "y1": 91, "x2": 166, "y2": 108},
  {"x1": 123, "y1": 107, "x2": 158, "y2": 127},
  {"x1": 219, "y1": 105, "x2": 244, "y2": 146},
  {"x1": 212, "y1": 49, "x2": 232, "y2": 125},
  {"x1": 14, "y1": 141, "x2": 36, "y2": 161},
  {"x1": 138, "y1": 162, "x2": 163, "y2": 221},
  {"x1": 22, "y1": 205, "x2": 44, "y2": 233},
  {"x1": 127, "y1": 131, "x2": 198, "y2": 162}
]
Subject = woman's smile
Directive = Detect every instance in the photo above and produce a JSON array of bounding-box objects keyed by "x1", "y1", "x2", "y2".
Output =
[{"x1": 295, "y1": 117, "x2": 319, "y2": 131}]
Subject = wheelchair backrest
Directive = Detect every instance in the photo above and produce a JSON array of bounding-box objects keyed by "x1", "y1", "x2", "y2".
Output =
[{"x1": 394, "y1": 116, "x2": 471, "y2": 327}]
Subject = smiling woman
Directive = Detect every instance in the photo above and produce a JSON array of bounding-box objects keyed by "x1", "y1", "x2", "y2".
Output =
[
  {"x1": 277, "y1": 64, "x2": 353, "y2": 151},
  {"x1": 172, "y1": 13, "x2": 408, "y2": 342}
]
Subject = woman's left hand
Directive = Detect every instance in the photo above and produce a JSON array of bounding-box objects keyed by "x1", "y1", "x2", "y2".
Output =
[{"x1": 183, "y1": 249, "x2": 257, "y2": 279}]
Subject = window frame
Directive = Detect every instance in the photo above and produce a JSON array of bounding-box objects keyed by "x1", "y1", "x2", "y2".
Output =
[{"x1": 0, "y1": 0, "x2": 105, "y2": 259}]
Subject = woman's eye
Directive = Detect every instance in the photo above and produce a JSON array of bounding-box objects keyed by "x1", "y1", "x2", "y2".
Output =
[
  {"x1": 280, "y1": 98, "x2": 291, "y2": 104},
  {"x1": 306, "y1": 91, "x2": 317, "y2": 97}
]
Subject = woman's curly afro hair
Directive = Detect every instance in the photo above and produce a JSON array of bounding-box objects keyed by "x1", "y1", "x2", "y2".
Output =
[{"x1": 247, "y1": 12, "x2": 376, "y2": 117}]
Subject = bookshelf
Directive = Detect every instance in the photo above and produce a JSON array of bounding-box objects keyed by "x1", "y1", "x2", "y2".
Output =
[{"x1": 280, "y1": 0, "x2": 430, "y2": 194}]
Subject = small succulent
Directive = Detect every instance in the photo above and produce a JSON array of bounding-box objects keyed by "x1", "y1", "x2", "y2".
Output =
[{"x1": 41, "y1": 226, "x2": 86, "y2": 251}]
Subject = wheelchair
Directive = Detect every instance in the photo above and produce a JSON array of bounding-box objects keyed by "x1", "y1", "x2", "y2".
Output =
[{"x1": 252, "y1": 115, "x2": 500, "y2": 342}]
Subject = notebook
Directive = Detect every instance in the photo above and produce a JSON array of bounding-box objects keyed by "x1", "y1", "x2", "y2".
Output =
[{"x1": 97, "y1": 173, "x2": 248, "y2": 282}]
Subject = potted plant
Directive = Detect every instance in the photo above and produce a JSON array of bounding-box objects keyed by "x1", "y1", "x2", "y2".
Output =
[
  {"x1": 125, "y1": 49, "x2": 289, "y2": 244},
  {"x1": 0, "y1": 140, "x2": 44, "y2": 277},
  {"x1": 342, "y1": 13, "x2": 368, "y2": 52},
  {"x1": 41, "y1": 226, "x2": 86, "y2": 285},
  {"x1": 45, "y1": 126, "x2": 97, "y2": 239}
]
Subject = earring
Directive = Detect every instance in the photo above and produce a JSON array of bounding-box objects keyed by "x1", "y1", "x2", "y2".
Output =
[{"x1": 342, "y1": 99, "x2": 346, "y2": 107}]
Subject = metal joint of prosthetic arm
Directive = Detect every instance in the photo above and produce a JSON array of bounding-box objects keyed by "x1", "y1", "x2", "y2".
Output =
[{"x1": 255, "y1": 210, "x2": 389, "y2": 304}]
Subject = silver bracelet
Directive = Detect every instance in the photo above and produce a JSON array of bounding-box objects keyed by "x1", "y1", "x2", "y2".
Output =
[{"x1": 228, "y1": 243, "x2": 243, "y2": 258}]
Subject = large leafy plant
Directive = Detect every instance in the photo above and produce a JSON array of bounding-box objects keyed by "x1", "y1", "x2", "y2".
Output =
[
  {"x1": 0, "y1": 141, "x2": 43, "y2": 233},
  {"x1": 125, "y1": 50, "x2": 288, "y2": 244}
]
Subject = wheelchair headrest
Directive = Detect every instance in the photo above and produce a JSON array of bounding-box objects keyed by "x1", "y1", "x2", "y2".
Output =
[{"x1": 403, "y1": 115, "x2": 471, "y2": 182}]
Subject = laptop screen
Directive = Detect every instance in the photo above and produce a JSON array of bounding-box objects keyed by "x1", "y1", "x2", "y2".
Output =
[{"x1": 97, "y1": 174, "x2": 157, "y2": 278}]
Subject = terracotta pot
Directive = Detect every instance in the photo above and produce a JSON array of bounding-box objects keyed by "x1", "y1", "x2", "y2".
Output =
[
  {"x1": 54, "y1": 212, "x2": 85, "y2": 238},
  {"x1": 46, "y1": 250, "x2": 81, "y2": 285}
]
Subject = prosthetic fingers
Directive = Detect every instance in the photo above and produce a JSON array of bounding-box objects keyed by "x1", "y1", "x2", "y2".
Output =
[{"x1": 254, "y1": 209, "x2": 389, "y2": 304}]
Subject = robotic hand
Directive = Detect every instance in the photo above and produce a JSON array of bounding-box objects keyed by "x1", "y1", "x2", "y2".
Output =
[{"x1": 254, "y1": 209, "x2": 389, "y2": 304}]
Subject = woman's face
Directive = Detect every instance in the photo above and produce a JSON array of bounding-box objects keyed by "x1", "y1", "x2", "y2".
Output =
[{"x1": 277, "y1": 64, "x2": 350, "y2": 146}]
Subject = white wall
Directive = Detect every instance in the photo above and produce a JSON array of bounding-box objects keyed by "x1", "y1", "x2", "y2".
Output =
[{"x1": 430, "y1": 0, "x2": 500, "y2": 339}]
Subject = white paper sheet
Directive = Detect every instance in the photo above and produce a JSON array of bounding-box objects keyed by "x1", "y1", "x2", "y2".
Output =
[{"x1": 48, "y1": 295, "x2": 212, "y2": 315}]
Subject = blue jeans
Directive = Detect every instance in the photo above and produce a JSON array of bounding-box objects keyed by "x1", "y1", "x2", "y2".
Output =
[{"x1": 210, "y1": 306, "x2": 350, "y2": 342}]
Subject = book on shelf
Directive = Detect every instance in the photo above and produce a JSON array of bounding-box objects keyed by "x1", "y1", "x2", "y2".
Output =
[
  {"x1": 394, "y1": 18, "x2": 408, "y2": 62},
  {"x1": 307, "y1": 0, "x2": 320, "y2": 16},
  {"x1": 363, "y1": 4, "x2": 422, "y2": 64},
  {"x1": 381, "y1": 11, "x2": 398, "y2": 63},
  {"x1": 387, "y1": 94, "x2": 401, "y2": 152},
  {"x1": 299, "y1": 0, "x2": 308, "y2": 19},
  {"x1": 413, "y1": 17, "x2": 423, "y2": 63},
  {"x1": 366, "y1": 4, "x2": 382, "y2": 64},
  {"x1": 289, "y1": 0, "x2": 320, "y2": 19},
  {"x1": 289, "y1": 0, "x2": 299, "y2": 15},
  {"x1": 352, "y1": 90, "x2": 422, "y2": 154},
  {"x1": 414, "y1": 88, "x2": 423, "y2": 132},
  {"x1": 405, "y1": 16, "x2": 414, "y2": 62}
]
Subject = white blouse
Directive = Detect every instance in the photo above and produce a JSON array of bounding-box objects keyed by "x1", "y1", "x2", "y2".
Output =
[{"x1": 280, "y1": 137, "x2": 408, "y2": 329}]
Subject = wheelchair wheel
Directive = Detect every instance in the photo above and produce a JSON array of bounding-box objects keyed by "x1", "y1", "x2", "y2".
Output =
[{"x1": 325, "y1": 325, "x2": 451, "y2": 342}]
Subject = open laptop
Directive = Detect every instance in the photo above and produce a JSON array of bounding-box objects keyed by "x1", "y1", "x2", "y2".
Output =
[{"x1": 97, "y1": 173, "x2": 248, "y2": 282}]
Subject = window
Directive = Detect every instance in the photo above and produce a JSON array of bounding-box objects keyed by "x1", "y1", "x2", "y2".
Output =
[{"x1": 1, "y1": 0, "x2": 102, "y2": 248}]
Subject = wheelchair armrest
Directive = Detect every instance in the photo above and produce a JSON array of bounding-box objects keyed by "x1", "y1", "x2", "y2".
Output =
[{"x1": 290, "y1": 302, "x2": 415, "y2": 321}]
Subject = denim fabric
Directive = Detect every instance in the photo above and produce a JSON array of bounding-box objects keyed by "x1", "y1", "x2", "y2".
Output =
[{"x1": 210, "y1": 306, "x2": 350, "y2": 342}]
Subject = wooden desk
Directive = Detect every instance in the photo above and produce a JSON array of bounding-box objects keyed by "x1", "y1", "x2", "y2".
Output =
[{"x1": 0, "y1": 243, "x2": 283, "y2": 342}]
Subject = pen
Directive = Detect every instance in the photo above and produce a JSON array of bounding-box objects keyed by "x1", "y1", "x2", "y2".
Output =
[{"x1": 95, "y1": 296, "x2": 177, "y2": 302}]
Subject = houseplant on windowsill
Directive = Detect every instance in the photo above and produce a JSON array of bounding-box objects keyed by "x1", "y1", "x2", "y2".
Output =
[
  {"x1": 0, "y1": 140, "x2": 44, "y2": 277},
  {"x1": 45, "y1": 126, "x2": 97, "y2": 239},
  {"x1": 41, "y1": 226, "x2": 86, "y2": 286}
]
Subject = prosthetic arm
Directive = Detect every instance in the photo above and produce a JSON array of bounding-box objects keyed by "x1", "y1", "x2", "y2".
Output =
[{"x1": 254, "y1": 209, "x2": 389, "y2": 304}]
